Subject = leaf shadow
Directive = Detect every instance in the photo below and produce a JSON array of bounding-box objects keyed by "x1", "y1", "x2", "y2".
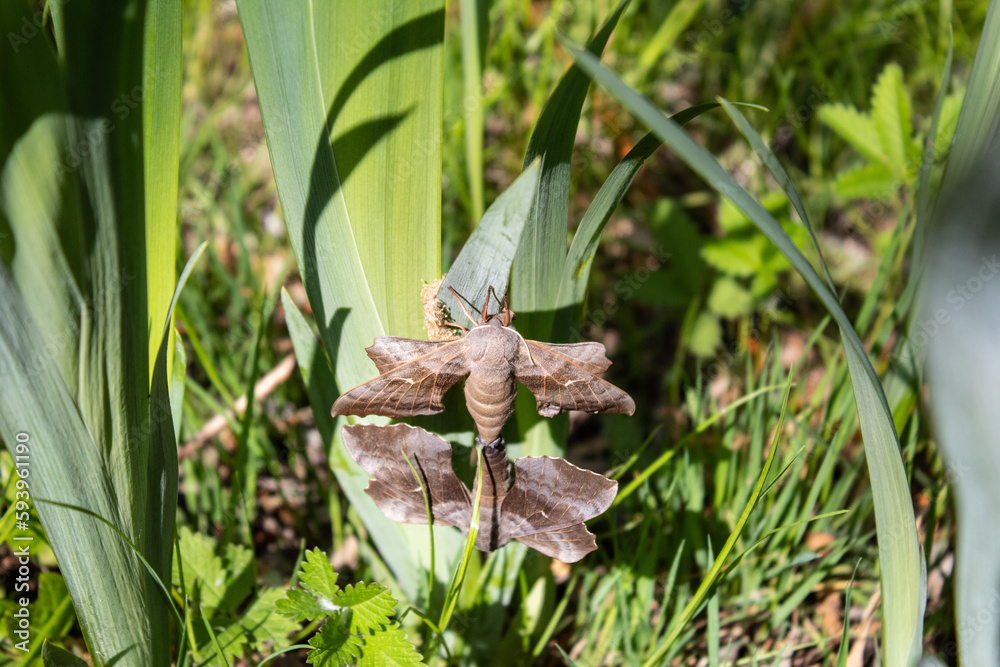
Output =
[{"x1": 302, "y1": 8, "x2": 445, "y2": 348}]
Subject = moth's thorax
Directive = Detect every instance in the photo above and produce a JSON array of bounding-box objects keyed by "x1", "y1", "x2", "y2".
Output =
[{"x1": 464, "y1": 319, "x2": 520, "y2": 373}]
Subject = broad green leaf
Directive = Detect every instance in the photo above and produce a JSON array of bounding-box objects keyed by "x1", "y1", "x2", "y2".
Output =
[
  {"x1": 513, "y1": 0, "x2": 629, "y2": 340},
  {"x1": 871, "y1": 64, "x2": 913, "y2": 174},
  {"x1": 0, "y1": 262, "x2": 152, "y2": 666},
  {"x1": 939, "y1": 0, "x2": 1000, "y2": 190},
  {"x1": 312, "y1": 2, "x2": 445, "y2": 338},
  {"x1": 143, "y1": 0, "x2": 183, "y2": 377},
  {"x1": 688, "y1": 312, "x2": 722, "y2": 358},
  {"x1": 701, "y1": 237, "x2": 766, "y2": 277},
  {"x1": 173, "y1": 526, "x2": 254, "y2": 614},
  {"x1": 0, "y1": 1, "x2": 183, "y2": 663},
  {"x1": 240, "y1": 1, "x2": 453, "y2": 600},
  {"x1": 439, "y1": 159, "x2": 541, "y2": 324},
  {"x1": 242, "y1": 587, "x2": 299, "y2": 650},
  {"x1": 924, "y1": 147, "x2": 1000, "y2": 666},
  {"x1": 707, "y1": 278, "x2": 753, "y2": 319},
  {"x1": 565, "y1": 41, "x2": 923, "y2": 667},
  {"x1": 818, "y1": 103, "x2": 886, "y2": 164}
]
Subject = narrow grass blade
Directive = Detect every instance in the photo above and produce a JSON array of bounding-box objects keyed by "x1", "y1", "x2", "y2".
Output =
[
  {"x1": 143, "y1": 0, "x2": 183, "y2": 376},
  {"x1": 553, "y1": 102, "x2": 753, "y2": 339},
  {"x1": 641, "y1": 377, "x2": 791, "y2": 666},
  {"x1": 566, "y1": 43, "x2": 923, "y2": 667},
  {"x1": 148, "y1": 243, "x2": 207, "y2": 588},
  {"x1": 717, "y1": 98, "x2": 834, "y2": 292}
]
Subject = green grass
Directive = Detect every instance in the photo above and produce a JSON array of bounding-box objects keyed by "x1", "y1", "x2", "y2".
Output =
[{"x1": 0, "y1": 0, "x2": 993, "y2": 665}]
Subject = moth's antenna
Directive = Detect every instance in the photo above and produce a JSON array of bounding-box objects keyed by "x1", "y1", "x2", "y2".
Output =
[
  {"x1": 447, "y1": 286, "x2": 480, "y2": 327},
  {"x1": 502, "y1": 292, "x2": 512, "y2": 327}
]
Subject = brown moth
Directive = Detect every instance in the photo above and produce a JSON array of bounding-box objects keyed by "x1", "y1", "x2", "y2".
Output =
[
  {"x1": 332, "y1": 290, "x2": 635, "y2": 443},
  {"x1": 342, "y1": 423, "x2": 618, "y2": 562}
]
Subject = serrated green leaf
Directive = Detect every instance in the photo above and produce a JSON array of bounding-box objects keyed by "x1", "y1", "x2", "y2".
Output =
[
  {"x1": 42, "y1": 641, "x2": 89, "y2": 667},
  {"x1": 355, "y1": 623, "x2": 423, "y2": 667},
  {"x1": 299, "y1": 548, "x2": 341, "y2": 603},
  {"x1": 934, "y1": 92, "x2": 964, "y2": 157},
  {"x1": 707, "y1": 278, "x2": 753, "y2": 319},
  {"x1": 194, "y1": 608, "x2": 248, "y2": 665},
  {"x1": 818, "y1": 103, "x2": 886, "y2": 164},
  {"x1": 689, "y1": 312, "x2": 722, "y2": 358},
  {"x1": 832, "y1": 161, "x2": 899, "y2": 200},
  {"x1": 241, "y1": 587, "x2": 298, "y2": 650},
  {"x1": 308, "y1": 617, "x2": 363, "y2": 666},
  {"x1": 173, "y1": 526, "x2": 254, "y2": 615},
  {"x1": 871, "y1": 63, "x2": 913, "y2": 174},
  {"x1": 701, "y1": 237, "x2": 765, "y2": 276},
  {"x1": 276, "y1": 588, "x2": 328, "y2": 622},
  {"x1": 334, "y1": 583, "x2": 397, "y2": 635}
]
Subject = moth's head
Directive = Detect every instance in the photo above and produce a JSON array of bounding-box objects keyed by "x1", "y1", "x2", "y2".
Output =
[{"x1": 483, "y1": 307, "x2": 515, "y2": 328}]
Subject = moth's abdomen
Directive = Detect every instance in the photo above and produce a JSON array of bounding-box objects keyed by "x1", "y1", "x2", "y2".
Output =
[{"x1": 464, "y1": 368, "x2": 516, "y2": 444}]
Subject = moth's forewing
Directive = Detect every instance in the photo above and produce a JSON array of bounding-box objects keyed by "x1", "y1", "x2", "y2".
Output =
[
  {"x1": 342, "y1": 423, "x2": 472, "y2": 528},
  {"x1": 331, "y1": 337, "x2": 471, "y2": 418},
  {"x1": 499, "y1": 456, "x2": 618, "y2": 562},
  {"x1": 366, "y1": 336, "x2": 453, "y2": 374},
  {"x1": 514, "y1": 340, "x2": 636, "y2": 417}
]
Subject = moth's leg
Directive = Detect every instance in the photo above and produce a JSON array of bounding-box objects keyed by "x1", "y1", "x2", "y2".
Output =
[{"x1": 444, "y1": 321, "x2": 468, "y2": 334}]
